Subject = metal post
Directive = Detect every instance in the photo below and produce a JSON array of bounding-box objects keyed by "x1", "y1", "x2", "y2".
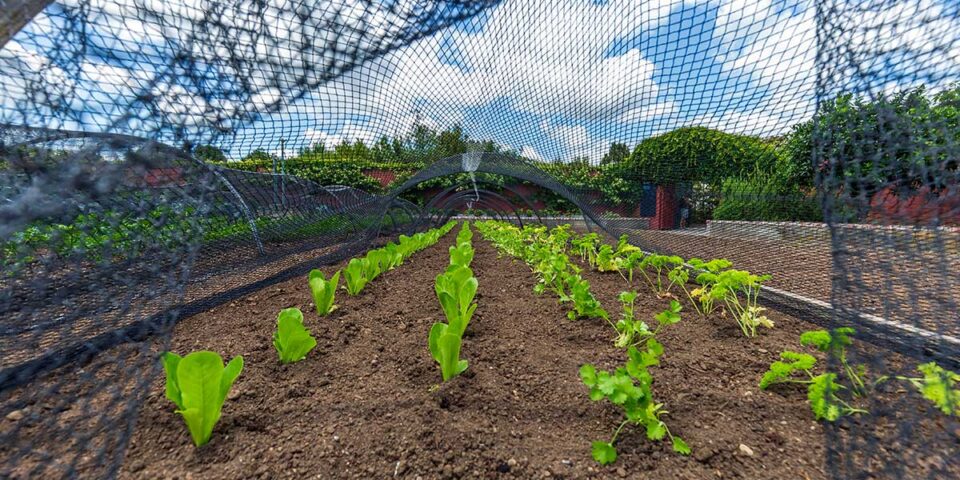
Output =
[{"x1": 279, "y1": 138, "x2": 287, "y2": 209}]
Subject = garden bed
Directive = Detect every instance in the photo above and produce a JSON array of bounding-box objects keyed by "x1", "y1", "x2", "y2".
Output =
[{"x1": 116, "y1": 228, "x2": 844, "y2": 479}]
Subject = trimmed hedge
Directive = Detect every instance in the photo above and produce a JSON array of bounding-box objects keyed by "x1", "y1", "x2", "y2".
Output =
[
  {"x1": 713, "y1": 177, "x2": 822, "y2": 222},
  {"x1": 221, "y1": 158, "x2": 386, "y2": 193},
  {"x1": 626, "y1": 126, "x2": 779, "y2": 186}
]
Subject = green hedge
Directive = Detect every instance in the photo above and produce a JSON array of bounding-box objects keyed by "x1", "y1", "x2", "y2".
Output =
[
  {"x1": 713, "y1": 177, "x2": 822, "y2": 222},
  {"x1": 221, "y1": 158, "x2": 386, "y2": 193},
  {"x1": 625, "y1": 126, "x2": 779, "y2": 186}
]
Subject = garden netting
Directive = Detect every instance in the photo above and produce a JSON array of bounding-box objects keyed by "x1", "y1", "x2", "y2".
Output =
[{"x1": 0, "y1": 0, "x2": 958, "y2": 478}]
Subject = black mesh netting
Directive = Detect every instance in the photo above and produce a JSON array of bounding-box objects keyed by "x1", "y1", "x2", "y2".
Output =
[{"x1": 1, "y1": 0, "x2": 958, "y2": 478}]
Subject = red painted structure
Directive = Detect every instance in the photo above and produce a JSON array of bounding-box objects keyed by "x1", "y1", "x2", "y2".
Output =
[
  {"x1": 650, "y1": 185, "x2": 677, "y2": 230},
  {"x1": 869, "y1": 184, "x2": 960, "y2": 226}
]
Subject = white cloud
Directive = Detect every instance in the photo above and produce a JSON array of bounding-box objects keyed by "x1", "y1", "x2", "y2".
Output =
[
  {"x1": 619, "y1": 100, "x2": 679, "y2": 124},
  {"x1": 541, "y1": 119, "x2": 610, "y2": 161},
  {"x1": 713, "y1": 0, "x2": 817, "y2": 127},
  {"x1": 300, "y1": 0, "x2": 681, "y2": 161},
  {"x1": 828, "y1": 0, "x2": 960, "y2": 95},
  {"x1": 304, "y1": 124, "x2": 379, "y2": 149},
  {"x1": 10, "y1": 0, "x2": 959, "y2": 164},
  {"x1": 520, "y1": 146, "x2": 543, "y2": 161}
]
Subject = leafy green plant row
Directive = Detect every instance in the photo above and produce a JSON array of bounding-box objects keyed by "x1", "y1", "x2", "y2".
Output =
[
  {"x1": 429, "y1": 222, "x2": 477, "y2": 382},
  {"x1": 343, "y1": 221, "x2": 458, "y2": 295},
  {"x1": 572, "y1": 231, "x2": 773, "y2": 338},
  {"x1": 475, "y1": 220, "x2": 688, "y2": 463},
  {"x1": 163, "y1": 306, "x2": 323, "y2": 447},
  {"x1": 581, "y1": 299, "x2": 690, "y2": 464},
  {"x1": 474, "y1": 221, "x2": 607, "y2": 322},
  {"x1": 161, "y1": 222, "x2": 460, "y2": 446},
  {"x1": 761, "y1": 327, "x2": 960, "y2": 421}
]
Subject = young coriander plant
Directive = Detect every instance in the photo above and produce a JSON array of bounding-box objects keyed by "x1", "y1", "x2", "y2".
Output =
[
  {"x1": 800, "y1": 327, "x2": 866, "y2": 396},
  {"x1": 613, "y1": 296, "x2": 682, "y2": 349},
  {"x1": 638, "y1": 254, "x2": 684, "y2": 297},
  {"x1": 595, "y1": 244, "x2": 619, "y2": 273},
  {"x1": 687, "y1": 258, "x2": 731, "y2": 316},
  {"x1": 618, "y1": 250, "x2": 645, "y2": 284},
  {"x1": 162, "y1": 351, "x2": 243, "y2": 447},
  {"x1": 890, "y1": 362, "x2": 960, "y2": 416},
  {"x1": 580, "y1": 344, "x2": 689, "y2": 465},
  {"x1": 759, "y1": 333, "x2": 868, "y2": 421},
  {"x1": 566, "y1": 273, "x2": 608, "y2": 321},
  {"x1": 711, "y1": 269, "x2": 773, "y2": 337}
]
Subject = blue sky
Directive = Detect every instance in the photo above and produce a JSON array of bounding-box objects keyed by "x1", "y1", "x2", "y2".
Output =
[{"x1": 2, "y1": 0, "x2": 958, "y2": 161}]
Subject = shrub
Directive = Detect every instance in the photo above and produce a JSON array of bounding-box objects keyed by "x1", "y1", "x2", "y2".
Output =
[
  {"x1": 626, "y1": 126, "x2": 778, "y2": 186},
  {"x1": 713, "y1": 177, "x2": 822, "y2": 222}
]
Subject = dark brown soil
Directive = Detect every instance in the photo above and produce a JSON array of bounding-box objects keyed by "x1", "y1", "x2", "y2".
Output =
[{"x1": 117, "y1": 227, "x2": 843, "y2": 480}]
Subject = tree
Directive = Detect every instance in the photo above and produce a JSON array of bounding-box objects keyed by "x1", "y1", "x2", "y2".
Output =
[
  {"x1": 193, "y1": 144, "x2": 227, "y2": 163},
  {"x1": 242, "y1": 149, "x2": 275, "y2": 162},
  {"x1": 777, "y1": 121, "x2": 815, "y2": 189},
  {"x1": 601, "y1": 142, "x2": 630, "y2": 165},
  {"x1": 437, "y1": 124, "x2": 469, "y2": 159}
]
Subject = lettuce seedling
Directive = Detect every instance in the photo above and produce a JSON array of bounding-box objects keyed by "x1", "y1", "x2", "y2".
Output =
[
  {"x1": 343, "y1": 257, "x2": 369, "y2": 295},
  {"x1": 428, "y1": 322, "x2": 469, "y2": 381},
  {"x1": 162, "y1": 351, "x2": 243, "y2": 447},
  {"x1": 382, "y1": 242, "x2": 404, "y2": 269},
  {"x1": 580, "y1": 344, "x2": 689, "y2": 464},
  {"x1": 449, "y1": 242, "x2": 475, "y2": 267},
  {"x1": 273, "y1": 307, "x2": 317, "y2": 364},
  {"x1": 308, "y1": 269, "x2": 340, "y2": 316},
  {"x1": 430, "y1": 264, "x2": 478, "y2": 381},
  {"x1": 364, "y1": 250, "x2": 386, "y2": 280},
  {"x1": 456, "y1": 221, "x2": 473, "y2": 246},
  {"x1": 435, "y1": 265, "x2": 479, "y2": 329}
]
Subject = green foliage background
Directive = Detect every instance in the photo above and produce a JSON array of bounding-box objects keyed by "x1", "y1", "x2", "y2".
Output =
[{"x1": 195, "y1": 85, "x2": 959, "y2": 223}]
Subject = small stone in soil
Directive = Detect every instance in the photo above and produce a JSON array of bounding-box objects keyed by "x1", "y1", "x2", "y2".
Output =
[{"x1": 739, "y1": 444, "x2": 755, "y2": 456}]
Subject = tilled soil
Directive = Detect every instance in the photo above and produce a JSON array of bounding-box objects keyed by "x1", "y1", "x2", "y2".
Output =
[{"x1": 119, "y1": 229, "x2": 836, "y2": 479}]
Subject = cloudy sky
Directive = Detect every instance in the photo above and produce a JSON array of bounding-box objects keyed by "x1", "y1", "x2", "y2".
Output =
[{"x1": 2, "y1": 0, "x2": 958, "y2": 161}]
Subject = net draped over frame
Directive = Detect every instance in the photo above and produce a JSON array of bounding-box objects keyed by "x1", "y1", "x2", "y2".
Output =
[{"x1": 0, "y1": 0, "x2": 957, "y2": 478}]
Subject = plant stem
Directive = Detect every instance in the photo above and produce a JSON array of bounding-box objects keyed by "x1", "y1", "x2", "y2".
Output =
[{"x1": 610, "y1": 419, "x2": 631, "y2": 444}]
